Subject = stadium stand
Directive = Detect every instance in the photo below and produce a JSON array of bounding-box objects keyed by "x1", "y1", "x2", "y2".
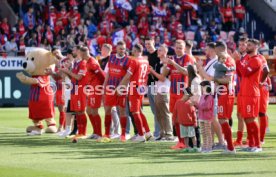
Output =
[{"x1": 0, "y1": 0, "x2": 256, "y2": 55}]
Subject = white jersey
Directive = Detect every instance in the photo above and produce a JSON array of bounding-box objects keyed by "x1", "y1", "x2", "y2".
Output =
[
  {"x1": 204, "y1": 57, "x2": 218, "y2": 77},
  {"x1": 204, "y1": 56, "x2": 218, "y2": 94},
  {"x1": 155, "y1": 66, "x2": 170, "y2": 94},
  {"x1": 64, "y1": 76, "x2": 71, "y2": 107}
]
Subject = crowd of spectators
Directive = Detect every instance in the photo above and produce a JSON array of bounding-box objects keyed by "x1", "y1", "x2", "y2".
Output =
[{"x1": 0, "y1": 0, "x2": 274, "y2": 57}]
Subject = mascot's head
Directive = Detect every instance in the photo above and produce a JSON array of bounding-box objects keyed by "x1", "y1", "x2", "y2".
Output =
[{"x1": 22, "y1": 48, "x2": 58, "y2": 75}]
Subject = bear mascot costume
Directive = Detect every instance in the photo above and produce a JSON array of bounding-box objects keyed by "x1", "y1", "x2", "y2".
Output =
[{"x1": 16, "y1": 48, "x2": 58, "y2": 135}]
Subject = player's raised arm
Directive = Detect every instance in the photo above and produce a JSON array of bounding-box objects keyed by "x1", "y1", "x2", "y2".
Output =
[
  {"x1": 46, "y1": 48, "x2": 65, "y2": 78},
  {"x1": 117, "y1": 46, "x2": 141, "y2": 89},
  {"x1": 167, "y1": 58, "x2": 188, "y2": 75},
  {"x1": 60, "y1": 52, "x2": 87, "y2": 81},
  {"x1": 236, "y1": 57, "x2": 261, "y2": 77},
  {"x1": 116, "y1": 58, "x2": 134, "y2": 89},
  {"x1": 150, "y1": 66, "x2": 166, "y2": 82},
  {"x1": 196, "y1": 60, "x2": 214, "y2": 81},
  {"x1": 162, "y1": 65, "x2": 170, "y2": 79},
  {"x1": 117, "y1": 73, "x2": 131, "y2": 88},
  {"x1": 81, "y1": 46, "x2": 106, "y2": 83},
  {"x1": 60, "y1": 67, "x2": 84, "y2": 81},
  {"x1": 235, "y1": 40, "x2": 264, "y2": 77}
]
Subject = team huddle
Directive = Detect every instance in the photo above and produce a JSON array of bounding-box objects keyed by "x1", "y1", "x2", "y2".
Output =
[{"x1": 47, "y1": 37, "x2": 270, "y2": 154}]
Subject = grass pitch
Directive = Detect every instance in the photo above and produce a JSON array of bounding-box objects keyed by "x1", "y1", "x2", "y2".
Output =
[{"x1": 0, "y1": 106, "x2": 276, "y2": 177}]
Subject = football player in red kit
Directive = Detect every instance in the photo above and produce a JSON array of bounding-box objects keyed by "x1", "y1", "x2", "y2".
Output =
[
  {"x1": 80, "y1": 47, "x2": 105, "y2": 139},
  {"x1": 162, "y1": 40, "x2": 194, "y2": 149},
  {"x1": 57, "y1": 49, "x2": 77, "y2": 138},
  {"x1": 258, "y1": 54, "x2": 270, "y2": 144},
  {"x1": 214, "y1": 42, "x2": 236, "y2": 154},
  {"x1": 232, "y1": 37, "x2": 248, "y2": 146},
  {"x1": 235, "y1": 50, "x2": 270, "y2": 145},
  {"x1": 60, "y1": 45, "x2": 88, "y2": 139},
  {"x1": 236, "y1": 39, "x2": 263, "y2": 152},
  {"x1": 102, "y1": 41, "x2": 131, "y2": 142},
  {"x1": 50, "y1": 48, "x2": 67, "y2": 133},
  {"x1": 117, "y1": 44, "x2": 153, "y2": 142}
]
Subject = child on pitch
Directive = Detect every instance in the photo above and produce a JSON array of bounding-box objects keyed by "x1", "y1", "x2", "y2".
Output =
[
  {"x1": 172, "y1": 87, "x2": 198, "y2": 152},
  {"x1": 213, "y1": 52, "x2": 235, "y2": 82},
  {"x1": 196, "y1": 81, "x2": 214, "y2": 153}
]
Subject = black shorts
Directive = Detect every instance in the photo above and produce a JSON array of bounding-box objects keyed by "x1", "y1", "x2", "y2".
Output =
[{"x1": 66, "y1": 100, "x2": 75, "y2": 114}]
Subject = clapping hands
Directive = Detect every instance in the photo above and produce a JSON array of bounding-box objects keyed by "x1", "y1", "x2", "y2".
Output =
[{"x1": 232, "y1": 50, "x2": 241, "y2": 61}]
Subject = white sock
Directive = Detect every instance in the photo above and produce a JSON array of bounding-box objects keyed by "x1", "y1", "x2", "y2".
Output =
[{"x1": 65, "y1": 126, "x2": 71, "y2": 133}]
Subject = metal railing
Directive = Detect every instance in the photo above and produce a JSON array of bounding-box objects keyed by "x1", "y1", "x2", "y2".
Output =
[{"x1": 247, "y1": 0, "x2": 276, "y2": 31}]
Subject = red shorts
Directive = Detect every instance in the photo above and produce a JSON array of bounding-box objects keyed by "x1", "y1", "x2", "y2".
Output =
[
  {"x1": 55, "y1": 89, "x2": 65, "y2": 106},
  {"x1": 259, "y1": 86, "x2": 269, "y2": 114},
  {"x1": 241, "y1": 96, "x2": 259, "y2": 119},
  {"x1": 87, "y1": 94, "x2": 102, "y2": 108},
  {"x1": 169, "y1": 94, "x2": 183, "y2": 113},
  {"x1": 217, "y1": 95, "x2": 234, "y2": 119},
  {"x1": 237, "y1": 94, "x2": 242, "y2": 114},
  {"x1": 70, "y1": 88, "x2": 87, "y2": 112},
  {"x1": 129, "y1": 94, "x2": 143, "y2": 112},
  {"x1": 104, "y1": 94, "x2": 126, "y2": 108}
]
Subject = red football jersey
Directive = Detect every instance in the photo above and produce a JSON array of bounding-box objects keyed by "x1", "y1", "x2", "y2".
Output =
[
  {"x1": 99, "y1": 20, "x2": 113, "y2": 36},
  {"x1": 85, "y1": 57, "x2": 104, "y2": 86},
  {"x1": 138, "y1": 20, "x2": 149, "y2": 36},
  {"x1": 236, "y1": 55, "x2": 262, "y2": 96},
  {"x1": 29, "y1": 75, "x2": 55, "y2": 120},
  {"x1": 71, "y1": 59, "x2": 87, "y2": 87},
  {"x1": 30, "y1": 75, "x2": 53, "y2": 101},
  {"x1": 127, "y1": 56, "x2": 150, "y2": 87},
  {"x1": 167, "y1": 54, "x2": 194, "y2": 95},
  {"x1": 45, "y1": 30, "x2": 54, "y2": 44},
  {"x1": 173, "y1": 99, "x2": 197, "y2": 126},
  {"x1": 115, "y1": 7, "x2": 129, "y2": 24},
  {"x1": 54, "y1": 58, "x2": 69, "y2": 90},
  {"x1": 175, "y1": 31, "x2": 185, "y2": 40},
  {"x1": 170, "y1": 21, "x2": 180, "y2": 35},
  {"x1": 18, "y1": 23, "x2": 25, "y2": 36},
  {"x1": 222, "y1": 7, "x2": 233, "y2": 22},
  {"x1": 234, "y1": 5, "x2": 245, "y2": 20},
  {"x1": 1, "y1": 22, "x2": 10, "y2": 35},
  {"x1": 70, "y1": 12, "x2": 81, "y2": 25},
  {"x1": 57, "y1": 10, "x2": 69, "y2": 26},
  {"x1": 135, "y1": 4, "x2": 150, "y2": 21},
  {"x1": 97, "y1": 35, "x2": 106, "y2": 49},
  {"x1": 107, "y1": 54, "x2": 131, "y2": 87}
]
